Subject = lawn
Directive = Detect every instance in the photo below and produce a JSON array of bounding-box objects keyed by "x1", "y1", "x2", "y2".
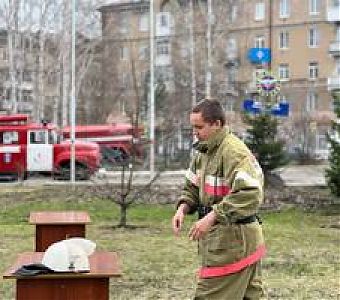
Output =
[{"x1": 0, "y1": 185, "x2": 339, "y2": 300}]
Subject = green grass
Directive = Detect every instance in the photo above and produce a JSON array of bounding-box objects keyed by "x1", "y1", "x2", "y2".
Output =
[{"x1": 0, "y1": 186, "x2": 339, "y2": 299}]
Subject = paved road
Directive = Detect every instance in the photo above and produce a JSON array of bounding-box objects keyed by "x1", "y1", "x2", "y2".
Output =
[
  {"x1": 96, "y1": 165, "x2": 329, "y2": 187},
  {"x1": 272, "y1": 164, "x2": 328, "y2": 187},
  {"x1": 0, "y1": 165, "x2": 328, "y2": 187}
]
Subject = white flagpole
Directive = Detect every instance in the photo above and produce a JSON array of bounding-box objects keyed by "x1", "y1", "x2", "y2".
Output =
[
  {"x1": 70, "y1": 0, "x2": 76, "y2": 183},
  {"x1": 149, "y1": 0, "x2": 155, "y2": 178}
]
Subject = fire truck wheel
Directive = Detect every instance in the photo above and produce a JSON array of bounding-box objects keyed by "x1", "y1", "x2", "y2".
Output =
[
  {"x1": 56, "y1": 162, "x2": 90, "y2": 181},
  {"x1": 75, "y1": 163, "x2": 90, "y2": 180}
]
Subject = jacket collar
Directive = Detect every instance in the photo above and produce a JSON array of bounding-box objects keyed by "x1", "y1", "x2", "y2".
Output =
[{"x1": 194, "y1": 127, "x2": 228, "y2": 154}]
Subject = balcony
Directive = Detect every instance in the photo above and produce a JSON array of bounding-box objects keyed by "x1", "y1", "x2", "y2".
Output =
[
  {"x1": 155, "y1": 54, "x2": 171, "y2": 66},
  {"x1": 0, "y1": 100, "x2": 12, "y2": 111},
  {"x1": 328, "y1": 76, "x2": 340, "y2": 91},
  {"x1": 327, "y1": 5, "x2": 340, "y2": 22},
  {"x1": 329, "y1": 40, "x2": 340, "y2": 56},
  {"x1": 17, "y1": 101, "x2": 33, "y2": 112},
  {"x1": 225, "y1": 48, "x2": 239, "y2": 63}
]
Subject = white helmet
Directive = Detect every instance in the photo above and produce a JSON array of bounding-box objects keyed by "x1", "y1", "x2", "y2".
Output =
[{"x1": 42, "y1": 238, "x2": 96, "y2": 273}]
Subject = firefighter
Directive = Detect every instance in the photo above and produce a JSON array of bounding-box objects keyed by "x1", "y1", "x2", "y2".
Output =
[{"x1": 172, "y1": 99, "x2": 266, "y2": 300}]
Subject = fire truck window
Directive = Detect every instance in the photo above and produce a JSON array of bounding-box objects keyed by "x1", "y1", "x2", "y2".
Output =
[
  {"x1": 48, "y1": 130, "x2": 58, "y2": 144},
  {"x1": 30, "y1": 131, "x2": 47, "y2": 144},
  {"x1": 1, "y1": 131, "x2": 19, "y2": 144}
]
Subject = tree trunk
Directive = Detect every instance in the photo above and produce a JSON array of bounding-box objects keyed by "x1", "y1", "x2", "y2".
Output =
[{"x1": 118, "y1": 203, "x2": 128, "y2": 228}]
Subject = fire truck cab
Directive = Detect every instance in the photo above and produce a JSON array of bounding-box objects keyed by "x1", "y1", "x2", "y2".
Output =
[
  {"x1": 0, "y1": 114, "x2": 100, "y2": 180},
  {"x1": 62, "y1": 123, "x2": 144, "y2": 163}
]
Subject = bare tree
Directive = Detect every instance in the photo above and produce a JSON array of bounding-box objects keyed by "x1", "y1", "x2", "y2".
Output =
[
  {"x1": 0, "y1": 0, "x2": 105, "y2": 125},
  {"x1": 87, "y1": 34, "x2": 160, "y2": 228}
]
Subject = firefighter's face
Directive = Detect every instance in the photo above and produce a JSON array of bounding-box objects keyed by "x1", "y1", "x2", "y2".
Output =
[{"x1": 190, "y1": 112, "x2": 221, "y2": 141}]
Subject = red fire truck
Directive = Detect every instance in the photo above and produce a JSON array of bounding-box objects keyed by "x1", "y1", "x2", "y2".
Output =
[
  {"x1": 0, "y1": 114, "x2": 101, "y2": 180},
  {"x1": 61, "y1": 123, "x2": 145, "y2": 163}
]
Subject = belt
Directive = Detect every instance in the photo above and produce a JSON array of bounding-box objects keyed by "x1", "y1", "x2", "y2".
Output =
[
  {"x1": 197, "y1": 205, "x2": 213, "y2": 219},
  {"x1": 235, "y1": 215, "x2": 261, "y2": 224},
  {"x1": 198, "y1": 205, "x2": 261, "y2": 224}
]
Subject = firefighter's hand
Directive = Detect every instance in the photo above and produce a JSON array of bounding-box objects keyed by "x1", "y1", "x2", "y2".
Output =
[
  {"x1": 189, "y1": 211, "x2": 216, "y2": 241},
  {"x1": 172, "y1": 203, "x2": 189, "y2": 236}
]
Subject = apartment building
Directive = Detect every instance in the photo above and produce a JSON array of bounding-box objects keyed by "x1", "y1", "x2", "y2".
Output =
[
  {"x1": 99, "y1": 0, "x2": 340, "y2": 159},
  {"x1": 0, "y1": 29, "x2": 60, "y2": 122},
  {"x1": 0, "y1": 29, "x2": 35, "y2": 114}
]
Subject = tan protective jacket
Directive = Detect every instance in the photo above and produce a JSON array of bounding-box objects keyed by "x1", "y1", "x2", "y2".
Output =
[{"x1": 178, "y1": 127, "x2": 266, "y2": 278}]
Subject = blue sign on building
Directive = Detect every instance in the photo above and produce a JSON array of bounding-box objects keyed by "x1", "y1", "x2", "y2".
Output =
[
  {"x1": 243, "y1": 99, "x2": 289, "y2": 117},
  {"x1": 271, "y1": 102, "x2": 289, "y2": 117},
  {"x1": 247, "y1": 48, "x2": 271, "y2": 64},
  {"x1": 243, "y1": 99, "x2": 262, "y2": 114}
]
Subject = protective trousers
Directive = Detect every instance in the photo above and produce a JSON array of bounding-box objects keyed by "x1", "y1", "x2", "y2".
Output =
[
  {"x1": 194, "y1": 261, "x2": 263, "y2": 300},
  {"x1": 194, "y1": 222, "x2": 265, "y2": 300}
]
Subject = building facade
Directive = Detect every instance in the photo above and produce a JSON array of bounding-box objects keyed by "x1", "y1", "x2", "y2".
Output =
[
  {"x1": 99, "y1": 0, "x2": 340, "y2": 160},
  {"x1": 0, "y1": 29, "x2": 60, "y2": 121}
]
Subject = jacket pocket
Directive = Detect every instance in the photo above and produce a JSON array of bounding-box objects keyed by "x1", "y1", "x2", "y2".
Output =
[{"x1": 202, "y1": 223, "x2": 246, "y2": 267}]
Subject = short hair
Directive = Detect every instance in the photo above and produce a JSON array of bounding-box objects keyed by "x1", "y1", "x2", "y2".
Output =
[{"x1": 192, "y1": 99, "x2": 226, "y2": 126}]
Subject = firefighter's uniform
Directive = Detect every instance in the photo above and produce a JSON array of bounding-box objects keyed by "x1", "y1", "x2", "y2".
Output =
[{"x1": 178, "y1": 127, "x2": 266, "y2": 300}]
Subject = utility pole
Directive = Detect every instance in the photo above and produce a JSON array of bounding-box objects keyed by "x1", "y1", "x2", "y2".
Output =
[
  {"x1": 8, "y1": 0, "x2": 18, "y2": 113},
  {"x1": 189, "y1": 0, "x2": 196, "y2": 107},
  {"x1": 149, "y1": 0, "x2": 155, "y2": 178},
  {"x1": 70, "y1": 0, "x2": 76, "y2": 183},
  {"x1": 268, "y1": 0, "x2": 272, "y2": 72},
  {"x1": 62, "y1": 0, "x2": 70, "y2": 127},
  {"x1": 206, "y1": 0, "x2": 212, "y2": 99}
]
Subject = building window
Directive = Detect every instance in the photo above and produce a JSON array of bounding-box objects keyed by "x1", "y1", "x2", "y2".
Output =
[
  {"x1": 309, "y1": 62, "x2": 319, "y2": 79},
  {"x1": 332, "y1": 0, "x2": 340, "y2": 7},
  {"x1": 253, "y1": 67, "x2": 265, "y2": 83},
  {"x1": 119, "y1": 13, "x2": 129, "y2": 34},
  {"x1": 227, "y1": 67, "x2": 237, "y2": 84},
  {"x1": 278, "y1": 64, "x2": 289, "y2": 80},
  {"x1": 306, "y1": 91, "x2": 318, "y2": 111},
  {"x1": 0, "y1": 69, "x2": 7, "y2": 81},
  {"x1": 255, "y1": 2, "x2": 265, "y2": 21},
  {"x1": 2, "y1": 48, "x2": 8, "y2": 61},
  {"x1": 254, "y1": 35, "x2": 265, "y2": 48},
  {"x1": 336, "y1": 26, "x2": 340, "y2": 42},
  {"x1": 156, "y1": 40, "x2": 170, "y2": 56},
  {"x1": 316, "y1": 130, "x2": 328, "y2": 152},
  {"x1": 22, "y1": 90, "x2": 33, "y2": 102},
  {"x1": 121, "y1": 73, "x2": 130, "y2": 87},
  {"x1": 23, "y1": 70, "x2": 32, "y2": 82},
  {"x1": 308, "y1": 26, "x2": 319, "y2": 47},
  {"x1": 158, "y1": 12, "x2": 170, "y2": 28},
  {"x1": 224, "y1": 99, "x2": 235, "y2": 112},
  {"x1": 120, "y1": 47, "x2": 129, "y2": 60},
  {"x1": 279, "y1": 31, "x2": 289, "y2": 49},
  {"x1": 309, "y1": 0, "x2": 320, "y2": 14},
  {"x1": 231, "y1": 5, "x2": 238, "y2": 22},
  {"x1": 336, "y1": 60, "x2": 340, "y2": 76},
  {"x1": 138, "y1": 44, "x2": 148, "y2": 60},
  {"x1": 279, "y1": 0, "x2": 290, "y2": 18},
  {"x1": 180, "y1": 42, "x2": 189, "y2": 58},
  {"x1": 139, "y1": 13, "x2": 149, "y2": 32}
]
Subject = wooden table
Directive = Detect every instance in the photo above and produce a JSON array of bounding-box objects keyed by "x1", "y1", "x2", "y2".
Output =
[
  {"x1": 29, "y1": 211, "x2": 91, "y2": 251},
  {"x1": 3, "y1": 251, "x2": 121, "y2": 300}
]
